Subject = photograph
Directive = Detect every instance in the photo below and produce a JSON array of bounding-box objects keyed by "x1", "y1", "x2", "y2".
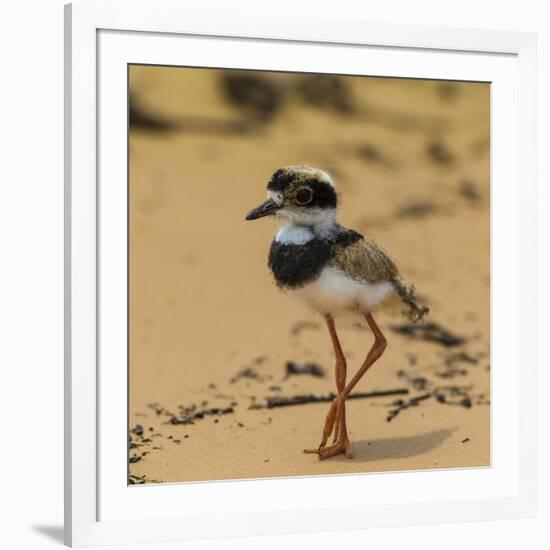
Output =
[{"x1": 127, "y1": 65, "x2": 490, "y2": 484}]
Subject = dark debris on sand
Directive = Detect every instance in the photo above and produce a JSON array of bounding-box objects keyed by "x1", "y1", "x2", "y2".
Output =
[
  {"x1": 131, "y1": 424, "x2": 144, "y2": 437},
  {"x1": 129, "y1": 474, "x2": 146, "y2": 485},
  {"x1": 458, "y1": 179, "x2": 482, "y2": 205},
  {"x1": 391, "y1": 321, "x2": 465, "y2": 347},
  {"x1": 396, "y1": 200, "x2": 438, "y2": 220},
  {"x1": 386, "y1": 385, "x2": 475, "y2": 422},
  {"x1": 437, "y1": 82, "x2": 461, "y2": 101},
  {"x1": 387, "y1": 393, "x2": 432, "y2": 422},
  {"x1": 220, "y1": 73, "x2": 358, "y2": 125},
  {"x1": 434, "y1": 386, "x2": 473, "y2": 408},
  {"x1": 129, "y1": 94, "x2": 177, "y2": 132},
  {"x1": 355, "y1": 143, "x2": 396, "y2": 169},
  {"x1": 128, "y1": 473, "x2": 161, "y2": 485},
  {"x1": 230, "y1": 367, "x2": 261, "y2": 383},
  {"x1": 296, "y1": 75, "x2": 356, "y2": 114},
  {"x1": 130, "y1": 91, "x2": 262, "y2": 136},
  {"x1": 444, "y1": 351, "x2": 479, "y2": 365},
  {"x1": 284, "y1": 361, "x2": 325, "y2": 379},
  {"x1": 230, "y1": 357, "x2": 269, "y2": 384},
  {"x1": 220, "y1": 72, "x2": 284, "y2": 121},
  {"x1": 169, "y1": 405, "x2": 234, "y2": 425},
  {"x1": 435, "y1": 351, "x2": 480, "y2": 379},
  {"x1": 386, "y1": 334, "x2": 488, "y2": 420},
  {"x1": 427, "y1": 141, "x2": 454, "y2": 165},
  {"x1": 129, "y1": 422, "x2": 161, "y2": 465},
  {"x1": 252, "y1": 388, "x2": 409, "y2": 410},
  {"x1": 435, "y1": 365, "x2": 468, "y2": 379},
  {"x1": 397, "y1": 370, "x2": 428, "y2": 391},
  {"x1": 147, "y1": 402, "x2": 174, "y2": 417}
]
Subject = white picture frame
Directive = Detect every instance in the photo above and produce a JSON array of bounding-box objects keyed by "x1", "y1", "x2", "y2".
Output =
[{"x1": 65, "y1": 1, "x2": 537, "y2": 547}]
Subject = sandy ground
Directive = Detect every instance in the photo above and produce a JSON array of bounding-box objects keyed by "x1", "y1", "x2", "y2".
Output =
[{"x1": 128, "y1": 67, "x2": 490, "y2": 484}]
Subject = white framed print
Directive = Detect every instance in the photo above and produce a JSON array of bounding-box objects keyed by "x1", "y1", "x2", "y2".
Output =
[{"x1": 64, "y1": 1, "x2": 537, "y2": 547}]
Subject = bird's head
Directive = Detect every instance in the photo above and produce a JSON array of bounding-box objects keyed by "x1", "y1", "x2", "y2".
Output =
[{"x1": 245, "y1": 165, "x2": 337, "y2": 231}]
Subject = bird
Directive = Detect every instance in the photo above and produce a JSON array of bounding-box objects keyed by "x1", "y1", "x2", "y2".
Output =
[{"x1": 245, "y1": 165, "x2": 429, "y2": 460}]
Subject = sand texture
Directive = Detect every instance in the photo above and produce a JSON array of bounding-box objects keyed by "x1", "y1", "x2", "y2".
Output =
[{"x1": 128, "y1": 67, "x2": 490, "y2": 484}]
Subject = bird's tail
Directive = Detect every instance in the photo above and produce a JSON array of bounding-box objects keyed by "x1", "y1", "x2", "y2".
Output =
[{"x1": 391, "y1": 276, "x2": 429, "y2": 323}]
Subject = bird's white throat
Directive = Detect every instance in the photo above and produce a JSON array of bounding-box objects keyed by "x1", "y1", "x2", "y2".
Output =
[
  {"x1": 275, "y1": 207, "x2": 337, "y2": 243},
  {"x1": 276, "y1": 224, "x2": 314, "y2": 245}
]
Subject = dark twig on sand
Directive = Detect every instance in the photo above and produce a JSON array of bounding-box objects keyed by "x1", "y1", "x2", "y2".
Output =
[
  {"x1": 391, "y1": 322, "x2": 465, "y2": 347},
  {"x1": 435, "y1": 366, "x2": 468, "y2": 379},
  {"x1": 443, "y1": 351, "x2": 479, "y2": 366},
  {"x1": 251, "y1": 388, "x2": 409, "y2": 410},
  {"x1": 387, "y1": 383, "x2": 477, "y2": 421},
  {"x1": 386, "y1": 393, "x2": 433, "y2": 422},
  {"x1": 169, "y1": 406, "x2": 234, "y2": 425}
]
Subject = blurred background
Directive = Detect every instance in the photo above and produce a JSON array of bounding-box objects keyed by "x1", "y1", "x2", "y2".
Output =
[{"x1": 128, "y1": 66, "x2": 490, "y2": 484}]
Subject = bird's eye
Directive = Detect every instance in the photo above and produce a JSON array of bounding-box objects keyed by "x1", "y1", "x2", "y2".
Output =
[{"x1": 295, "y1": 188, "x2": 313, "y2": 205}]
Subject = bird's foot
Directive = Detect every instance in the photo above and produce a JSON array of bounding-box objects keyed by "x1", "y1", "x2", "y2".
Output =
[
  {"x1": 303, "y1": 395, "x2": 352, "y2": 459},
  {"x1": 303, "y1": 437, "x2": 352, "y2": 459}
]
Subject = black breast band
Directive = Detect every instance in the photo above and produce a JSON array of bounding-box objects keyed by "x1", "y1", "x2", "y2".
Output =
[{"x1": 267, "y1": 226, "x2": 362, "y2": 289}]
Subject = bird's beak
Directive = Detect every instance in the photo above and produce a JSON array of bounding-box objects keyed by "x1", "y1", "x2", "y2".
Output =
[{"x1": 245, "y1": 198, "x2": 280, "y2": 220}]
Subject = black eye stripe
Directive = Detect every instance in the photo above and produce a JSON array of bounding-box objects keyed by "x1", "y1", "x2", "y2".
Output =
[
  {"x1": 267, "y1": 171, "x2": 337, "y2": 209},
  {"x1": 295, "y1": 188, "x2": 313, "y2": 205}
]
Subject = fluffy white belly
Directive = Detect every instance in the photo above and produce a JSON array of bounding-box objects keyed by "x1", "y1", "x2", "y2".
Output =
[{"x1": 291, "y1": 266, "x2": 395, "y2": 315}]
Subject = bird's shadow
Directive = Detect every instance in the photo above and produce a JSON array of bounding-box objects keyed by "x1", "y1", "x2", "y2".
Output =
[
  {"x1": 32, "y1": 524, "x2": 64, "y2": 544},
  {"x1": 332, "y1": 428, "x2": 456, "y2": 463}
]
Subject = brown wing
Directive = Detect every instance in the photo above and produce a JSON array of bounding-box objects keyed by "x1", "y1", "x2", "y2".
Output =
[{"x1": 330, "y1": 238, "x2": 399, "y2": 283}]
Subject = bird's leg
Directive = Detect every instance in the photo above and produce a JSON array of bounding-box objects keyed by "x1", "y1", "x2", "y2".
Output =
[
  {"x1": 304, "y1": 315, "x2": 352, "y2": 457},
  {"x1": 317, "y1": 312, "x2": 387, "y2": 460},
  {"x1": 327, "y1": 315, "x2": 348, "y2": 446}
]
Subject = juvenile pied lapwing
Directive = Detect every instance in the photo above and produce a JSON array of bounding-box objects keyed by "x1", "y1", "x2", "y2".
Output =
[{"x1": 246, "y1": 165, "x2": 428, "y2": 459}]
